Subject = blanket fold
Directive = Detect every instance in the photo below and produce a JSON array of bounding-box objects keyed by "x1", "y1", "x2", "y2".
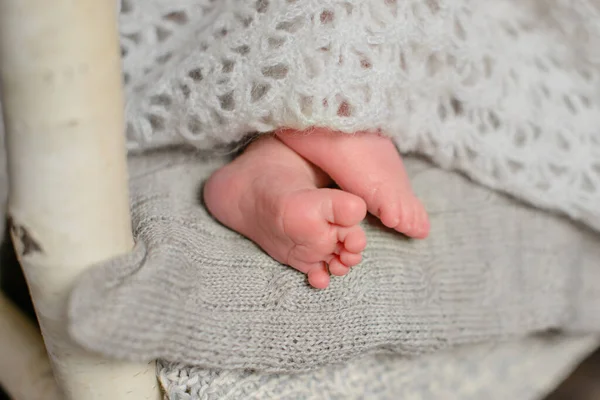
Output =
[{"x1": 68, "y1": 152, "x2": 600, "y2": 373}]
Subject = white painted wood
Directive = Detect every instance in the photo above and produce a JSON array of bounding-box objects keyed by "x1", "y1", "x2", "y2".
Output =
[
  {"x1": 0, "y1": 293, "x2": 60, "y2": 400},
  {"x1": 0, "y1": 0, "x2": 161, "y2": 398}
]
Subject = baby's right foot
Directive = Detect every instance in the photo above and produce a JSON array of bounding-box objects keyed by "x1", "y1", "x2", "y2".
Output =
[
  {"x1": 203, "y1": 136, "x2": 367, "y2": 289},
  {"x1": 278, "y1": 129, "x2": 430, "y2": 239}
]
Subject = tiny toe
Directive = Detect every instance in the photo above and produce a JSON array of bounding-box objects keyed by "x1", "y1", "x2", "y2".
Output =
[
  {"x1": 339, "y1": 227, "x2": 367, "y2": 253},
  {"x1": 400, "y1": 206, "x2": 415, "y2": 234},
  {"x1": 323, "y1": 190, "x2": 367, "y2": 227},
  {"x1": 411, "y1": 205, "x2": 430, "y2": 239},
  {"x1": 339, "y1": 250, "x2": 362, "y2": 267},
  {"x1": 379, "y1": 205, "x2": 401, "y2": 229},
  {"x1": 328, "y1": 257, "x2": 350, "y2": 276},
  {"x1": 307, "y1": 262, "x2": 330, "y2": 289},
  {"x1": 395, "y1": 197, "x2": 430, "y2": 239}
]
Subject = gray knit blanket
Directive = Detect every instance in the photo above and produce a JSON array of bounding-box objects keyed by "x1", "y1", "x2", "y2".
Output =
[{"x1": 68, "y1": 150, "x2": 600, "y2": 372}]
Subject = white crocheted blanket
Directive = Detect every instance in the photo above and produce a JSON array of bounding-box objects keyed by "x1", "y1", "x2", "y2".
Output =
[{"x1": 121, "y1": 0, "x2": 600, "y2": 231}]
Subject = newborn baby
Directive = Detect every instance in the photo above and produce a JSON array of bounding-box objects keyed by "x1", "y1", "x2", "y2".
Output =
[{"x1": 204, "y1": 128, "x2": 430, "y2": 288}]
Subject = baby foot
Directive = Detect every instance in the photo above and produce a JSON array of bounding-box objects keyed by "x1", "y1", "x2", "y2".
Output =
[
  {"x1": 278, "y1": 128, "x2": 430, "y2": 239},
  {"x1": 203, "y1": 136, "x2": 367, "y2": 289}
]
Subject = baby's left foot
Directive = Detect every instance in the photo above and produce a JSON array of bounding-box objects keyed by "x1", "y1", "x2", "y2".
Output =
[{"x1": 278, "y1": 129, "x2": 430, "y2": 239}]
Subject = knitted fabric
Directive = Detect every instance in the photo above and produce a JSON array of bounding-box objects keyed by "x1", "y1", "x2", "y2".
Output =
[
  {"x1": 158, "y1": 335, "x2": 599, "y2": 400},
  {"x1": 120, "y1": 0, "x2": 600, "y2": 232},
  {"x1": 68, "y1": 153, "x2": 600, "y2": 373}
]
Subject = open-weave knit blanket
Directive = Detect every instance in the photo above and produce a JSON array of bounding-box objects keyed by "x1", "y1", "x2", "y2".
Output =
[
  {"x1": 157, "y1": 335, "x2": 599, "y2": 399},
  {"x1": 121, "y1": 0, "x2": 600, "y2": 232}
]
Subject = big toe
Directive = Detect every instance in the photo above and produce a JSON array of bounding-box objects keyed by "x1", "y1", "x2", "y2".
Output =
[
  {"x1": 322, "y1": 189, "x2": 367, "y2": 227},
  {"x1": 394, "y1": 197, "x2": 430, "y2": 239}
]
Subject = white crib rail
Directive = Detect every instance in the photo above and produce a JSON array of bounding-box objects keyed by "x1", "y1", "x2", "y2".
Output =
[{"x1": 0, "y1": 0, "x2": 161, "y2": 398}]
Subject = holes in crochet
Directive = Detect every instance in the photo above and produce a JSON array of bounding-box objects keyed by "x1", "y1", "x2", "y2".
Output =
[
  {"x1": 540, "y1": 85, "x2": 551, "y2": 98},
  {"x1": 235, "y1": 13, "x2": 254, "y2": 28},
  {"x1": 179, "y1": 84, "x2": 191, "y2": 99},
  {"x1": 216, "y1": 27, "x2": 229, "y2": 38},
  {"x1": 219, "y1": 92, "x2": 235, "y2": 111},
  {"x1": 276, "y1": 17, "x2": 305, "y2": 33},
  {"x1": 502, "y1": 23, "x2": 518, "y2": 38},
  {"x1": 582, "y1": 174, "x2": 595, "y2": 193},
  {"x1": 222, "y1": 60, "x2": 235, "y2": 73},
  {"x1": 483, "y1": 56, "x2": 493, "y2": 78},
  {"x1": 126, "y1": 123, "x2": 135, "y2": 140},
  {"x1": 300, "y1": 96, "x2": 313, "y2": 116},
  {"x1": 579, "y1": 69, "x2": 592, "y2": 82},
  {"x1": 437, "y1": 104, "x2": 447, "y2": 121},
  {"x1": 233, "y1": 45, "x2": 251, "y2": 55},
  {"x1": 454, "y1": 20, "x2": 466, "y2": 41},
  {"x1": 437, "y1": 97, "x2": 463, "y2": 121},
  {"x1": 123, "y1": 32, "x2": 141, "y2": 45},
  {"x1": 341, "y1": 2, "x2": 353, "y2": 16},
  {"x1": 150, "y1": 94, "x2": 172, "y2": 107},
  {"x1": 262, "y1": 64, "x2": 288, "y2": 79},
  {"x1": 156, "y1": 53, "x2": 172, "y2": 65},
  {"x1": 487, "y1": 111, "x2": 501, "y2": 130},
  {"x1": 163, "y1": 11, "x2": 189, "y2": 25},
  {"x1": 556, "y1": 133, "x2": 571, "y2": 151},
  {"x1": 426, "y1": 54, "x2": 442, "y2": 77},
  {"x1": 563, "y1": 95, "x2": 577, "y2": 114},
  {"x1": 211, "y1": 110, "x2": 226, "y2": 126},
  {"x1": 399, "y1": 52, "x2": 407, "y2": 71},
  {"x1": 121, "y1": 0, "x2": 132, "y2": 13},
  {"x1": 256, "y1": 0, "x2": 268, "y2": 13},
  {"x1": 156, "y1": 26, "x2": 172, "y2": 43},
  {"x1": 188, "y1": 68, "x2": 203, "y2": 82},
  {"x1": 147, "y1": 114, "x2": 165, "y2": 131},
  {"x1": 548, "y1": 163, "x2": 568, "y2": 177},
  {"x1": 531, "y1": 124, "x2": 542, "y2": 140},
  {"x1": 507, "y1": 160, "x2": 524, "y2": 173},
  {"x1": 450, "y1": 97, "x2": 463, "y2": 116},
  {"x1": 465, "y1": 146, "x2": 477, "y2": 162},
  {"x1": 260, "y1": 114, "x2": 275, "y2": 126},
  {"x1": 268, "y1": 36, "x2": 286, "y2": 49},
  {"x1": 513, "y1": 129, "x2": 527, "y2": 147},
  {"x1": 385, "y1": 0, "x2": 398, "y2": 16},
  {"x1": 187, "y1": 117, "x2": 203, "y2": 134},
  {"x1": 338, "y1": 100, "x2": 352, "y2": 117},
  {"x1": 251, "y1": 82, "x2": 271, "y2": 102},
  {"x1": 320, "y1": 10, "x2": 334, "y2": 24},
  {"x1": 425, "y1": 0, "x2": 440, "y2": 14},
  {"x1": 535, "y1": 181, "x2": 551, "y2": 192}
]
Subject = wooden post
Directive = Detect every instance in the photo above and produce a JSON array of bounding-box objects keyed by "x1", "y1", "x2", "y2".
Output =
[
  {"x1": 0, "y1": 0, "x2": 161, "y2": 398},
  {"x1": 0, "y1": 293, "x2": 60, "y2": 400}
]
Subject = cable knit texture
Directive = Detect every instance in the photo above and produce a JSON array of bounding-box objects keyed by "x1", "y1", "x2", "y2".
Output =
[
  {"x1": 68, "y1": 152, "x2": 600, "y2": 373},
  {"x1": 121, "y1": 0, "x2": 600, "y2": 232}
]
